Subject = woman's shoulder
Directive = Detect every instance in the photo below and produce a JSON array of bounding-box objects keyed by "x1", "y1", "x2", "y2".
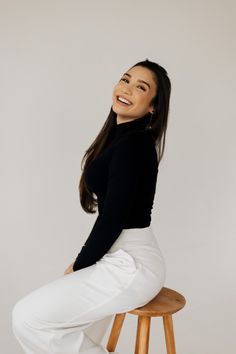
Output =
[
  {"x1": 116, "y1": 129, "x2": 155, "y2": 151},
  {"x1": 113, "y1": 130, "x2": 158, "y2": 163}
]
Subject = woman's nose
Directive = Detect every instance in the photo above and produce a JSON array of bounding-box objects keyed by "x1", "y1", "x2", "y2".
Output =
[{"x1": 121, "y1": 86, "x2": 132, "y2": 95}]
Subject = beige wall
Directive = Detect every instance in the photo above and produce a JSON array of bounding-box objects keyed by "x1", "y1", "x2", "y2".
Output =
[{"x1": 1, "y1": 0, "x2": 235, "y2": 353}]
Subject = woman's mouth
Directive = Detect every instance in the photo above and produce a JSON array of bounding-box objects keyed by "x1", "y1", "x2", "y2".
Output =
[{"x1": 116, "y1": 95, "x2": 132, "y2": 106}]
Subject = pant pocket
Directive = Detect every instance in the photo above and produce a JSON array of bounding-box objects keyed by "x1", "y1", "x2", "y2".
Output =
[{"x1": 99, "y1": 248, "x2": 138, "y2": 275}]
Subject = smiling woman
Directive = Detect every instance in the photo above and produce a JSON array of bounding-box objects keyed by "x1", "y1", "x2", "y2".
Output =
[
  {"x1": 112, "y1": 65, "x2": 158, "y2": 124},
  {"x1": 12, "y1": 59, "x2": 171, "y2": 354}
]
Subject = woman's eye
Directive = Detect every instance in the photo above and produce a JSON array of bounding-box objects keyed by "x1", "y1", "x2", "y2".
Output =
[
  {"x1": 121, "y1": 78, "x2": 129, "y2": 83},
  {"x1": 137, "y1": 85, "x2": 146, "y2": 91},
  {"x1": 120, "y1": 79, "x2": 146, "y2": 91}
]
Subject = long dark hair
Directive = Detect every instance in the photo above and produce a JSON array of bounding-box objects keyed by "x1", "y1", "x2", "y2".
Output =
[{"x1": 79, "y1": 59, "x2": 171, "y2": 213}]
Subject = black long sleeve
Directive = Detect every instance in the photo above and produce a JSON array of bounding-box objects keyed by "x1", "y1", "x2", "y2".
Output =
[{"x1": 73, "y1": 114, "x2": 158, "y2": 271}]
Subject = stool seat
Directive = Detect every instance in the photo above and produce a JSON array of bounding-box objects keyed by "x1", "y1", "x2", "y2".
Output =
[
  {"x1": 106, "y1": 286, "x2": 186, "y2": 354},
  {"x1": 128, "y1": 286, "x2": 186, "y2": 317}
]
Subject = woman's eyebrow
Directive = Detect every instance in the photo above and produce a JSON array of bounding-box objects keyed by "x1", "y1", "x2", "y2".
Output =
[{"x1": 122, "y1": 72, "x2": 150, "y2": 89}]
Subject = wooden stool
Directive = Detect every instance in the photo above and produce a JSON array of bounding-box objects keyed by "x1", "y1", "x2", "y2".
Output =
[{"x1": 106, "y1": 286, "x2": 186, "y2": 354}]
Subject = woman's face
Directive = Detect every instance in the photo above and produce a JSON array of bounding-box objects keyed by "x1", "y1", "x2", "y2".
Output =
[{"x1": 112, "y1": 65, "x2": 157, "y2": 124}]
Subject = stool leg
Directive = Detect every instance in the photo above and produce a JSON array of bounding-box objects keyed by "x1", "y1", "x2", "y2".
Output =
[
  {"x1": 135, "y1": 315, "x2": 151, "y2": 354},
  {"x1": 106, "y1": 313, "x2": 126, "y2": 353},
  {"x1": 163, "y1": 314, "x2": 176, "y2": 354}
]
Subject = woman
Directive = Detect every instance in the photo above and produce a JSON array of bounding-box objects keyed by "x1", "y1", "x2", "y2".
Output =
[{"x1": 12, "y1": 59, "x2": 171, "y2": 354}]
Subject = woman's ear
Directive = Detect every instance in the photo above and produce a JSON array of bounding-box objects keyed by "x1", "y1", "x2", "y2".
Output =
[{"x1": 149, "y1": 104, "x2": 156, "y2": 114}]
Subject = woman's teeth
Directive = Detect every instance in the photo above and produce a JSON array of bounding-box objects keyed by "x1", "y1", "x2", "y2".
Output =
[{"x1": 117, "y1": 96, "x2": 131, "y2": 105}]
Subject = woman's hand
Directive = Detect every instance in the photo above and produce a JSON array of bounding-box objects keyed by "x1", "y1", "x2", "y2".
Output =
[{"x1": 64, "y1": 262, "x2": 75, "y2": 275}]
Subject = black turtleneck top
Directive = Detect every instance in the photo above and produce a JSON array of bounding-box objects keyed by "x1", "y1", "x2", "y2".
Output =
[{"x1": 73, "y1": 113, "x2": 159, "y2": 271}]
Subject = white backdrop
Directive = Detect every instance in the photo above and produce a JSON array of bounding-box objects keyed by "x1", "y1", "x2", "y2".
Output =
[{"x1": 1, "y1": 1, "x2": 235, "y2": 353}]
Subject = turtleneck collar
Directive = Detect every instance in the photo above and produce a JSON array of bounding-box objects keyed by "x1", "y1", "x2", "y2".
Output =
[{"x1": 112, "y1": 112, "x2": 151, "y2": 139}]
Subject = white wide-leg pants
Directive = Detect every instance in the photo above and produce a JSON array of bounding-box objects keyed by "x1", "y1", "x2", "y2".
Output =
[{"x1": 12, "y1": 225, "x2": 166, "y2": 354}]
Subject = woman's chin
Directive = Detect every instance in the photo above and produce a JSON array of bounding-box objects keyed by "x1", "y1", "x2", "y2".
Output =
[{"x1": 112, "y1": 104, "x2": 134, "y2": 117}]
